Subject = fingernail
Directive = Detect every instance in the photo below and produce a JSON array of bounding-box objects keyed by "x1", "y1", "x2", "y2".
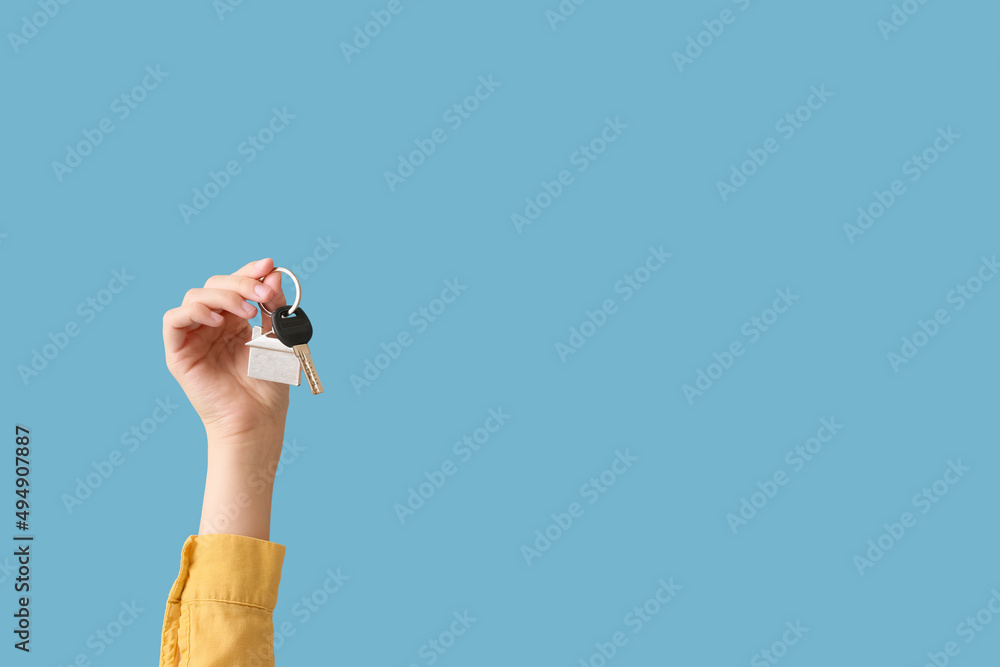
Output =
[
  {"x1": 211, "y1": 312, "x2": 224, "y2": 322},
  {"x1": 255, "y1": 285, "x2": 271, "y2": 298},
  {"x1": 243, "y1": 302, "x2": 257, "y2": 315}
]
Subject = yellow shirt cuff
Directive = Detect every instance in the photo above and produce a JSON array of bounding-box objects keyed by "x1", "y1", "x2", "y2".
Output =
[{"x1": 170, "y1": 534, "x2": 285, "y2": 609}]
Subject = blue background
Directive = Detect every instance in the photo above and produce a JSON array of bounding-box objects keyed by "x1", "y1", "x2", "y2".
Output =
[{"x1": 3, "y1": 0, "x2": 999, "y2": 665}]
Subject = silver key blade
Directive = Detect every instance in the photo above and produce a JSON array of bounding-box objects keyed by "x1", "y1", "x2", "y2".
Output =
[{"x1": 293, "y1": 344, "x2": 324, "y2": 395}]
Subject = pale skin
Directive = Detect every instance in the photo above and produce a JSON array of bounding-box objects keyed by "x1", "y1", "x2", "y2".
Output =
[{"x1": 162, "y1": 258, "x2": 290, "y2": 541}]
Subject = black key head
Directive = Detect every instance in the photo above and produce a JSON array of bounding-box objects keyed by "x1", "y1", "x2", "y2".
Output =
[{"x1": 271, "y1": 305, "x2": 313, "y2": 347}]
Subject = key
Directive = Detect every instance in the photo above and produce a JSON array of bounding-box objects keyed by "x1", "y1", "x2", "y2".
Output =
[{"x1": 271, "y1": 305, "x2": 324, "y2": 395}]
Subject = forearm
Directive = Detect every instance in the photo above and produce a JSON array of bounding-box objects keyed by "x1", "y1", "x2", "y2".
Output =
[{"x1": 198, "y1": 426, "x2": 285, "y2": 540}]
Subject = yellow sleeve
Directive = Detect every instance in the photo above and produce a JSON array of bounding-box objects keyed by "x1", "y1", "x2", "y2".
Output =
[{"x1": 159, "y1": 534, "x2": 286, "y2": 667}]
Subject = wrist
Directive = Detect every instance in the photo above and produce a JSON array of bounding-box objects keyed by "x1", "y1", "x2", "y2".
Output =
[
  {"x1": 205, "y1": 420, "x2": 286, "y2": 456},
  {"x1": 199, "y1": 429, "x2": 285, "y2": 540}
]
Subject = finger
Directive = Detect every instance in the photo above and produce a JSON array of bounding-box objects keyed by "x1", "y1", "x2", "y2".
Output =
[
  {"x1": 203, "y1": 273, "x2": 279, "y2": 305},
  {"x1": 258, "y1": 270, "x2": 287, "y2": 314},
  {"x1": 181, "y1": 287, "x2": 260, "y2": 319},
  {"x1": 232, "y1": 257, "x2": 275, "y2": 280},
  {"x1": 163, "y1": 304, "x2": 224, "y2": 354},
  {"x1": 228, "y1": 258, "x2": 288, "y2": 330}
]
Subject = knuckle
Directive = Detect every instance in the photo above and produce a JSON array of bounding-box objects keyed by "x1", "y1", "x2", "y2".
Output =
[{"x1": 205, "y1": 276, "x2": 230, "y2": 288}]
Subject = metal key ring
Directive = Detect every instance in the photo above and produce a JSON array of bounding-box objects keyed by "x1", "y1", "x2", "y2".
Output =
[{"x1": 257, "y1": 266, "x2": 302, "y2": 317}]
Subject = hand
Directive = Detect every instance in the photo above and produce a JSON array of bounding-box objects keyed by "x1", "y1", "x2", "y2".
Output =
[{"x1": 163, "y1": 258, "x2": 290, "y2": 447}]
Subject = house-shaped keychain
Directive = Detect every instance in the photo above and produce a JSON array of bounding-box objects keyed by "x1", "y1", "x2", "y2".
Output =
[{"x1": 245, "y1": 325, "x2": 301, "y2": 385}]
